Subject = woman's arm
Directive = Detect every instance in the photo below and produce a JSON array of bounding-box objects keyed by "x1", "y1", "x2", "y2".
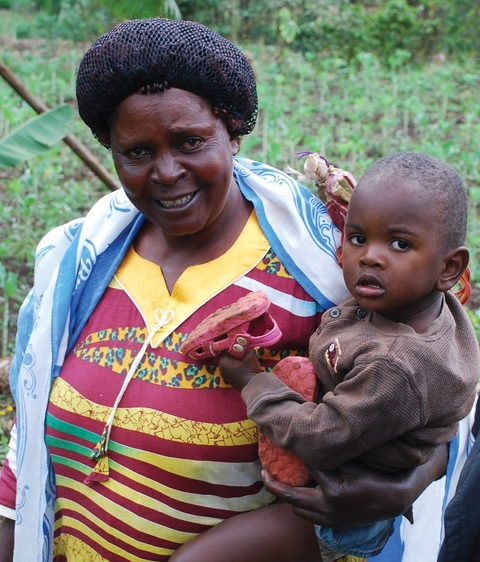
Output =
[
  {"x1": 0, "y1": 517, "x2": 14, "y2": 562},
  {"x1": 169, "y1": 501, "x2": 321, "y2": 562},
  {"x1": 262, "y1": 444, "x2": 448, "y2": 529}
]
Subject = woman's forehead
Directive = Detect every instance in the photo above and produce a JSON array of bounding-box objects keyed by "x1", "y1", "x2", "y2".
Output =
[{"x1": 111, "y1": 89, "x2": 225, "y2": 135}]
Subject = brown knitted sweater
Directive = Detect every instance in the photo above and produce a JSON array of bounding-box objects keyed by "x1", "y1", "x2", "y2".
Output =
[{"x1": 242, "y1": 291, "x2": 480, "y2": 472}]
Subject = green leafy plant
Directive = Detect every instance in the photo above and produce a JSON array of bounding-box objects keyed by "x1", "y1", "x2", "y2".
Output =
[
  {"x1": 0, "y1": 262, "x2": 18, "y2": 358},
  {"x1": 0, "y1": 104, "x2": 74, "y2": 168}
]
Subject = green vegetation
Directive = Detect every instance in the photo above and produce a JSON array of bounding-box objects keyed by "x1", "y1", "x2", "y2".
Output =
[
  {"x1": 1, "y1": 1, "x2": 480, "y2": 458},
  {"x1": 3, "y1": 0, "x2": 480, "y2": 62}
]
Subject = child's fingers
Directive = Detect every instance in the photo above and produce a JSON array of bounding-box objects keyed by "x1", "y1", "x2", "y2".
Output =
[{"x1": 218, "y1": 350, "x2": 262, "y2": 392}]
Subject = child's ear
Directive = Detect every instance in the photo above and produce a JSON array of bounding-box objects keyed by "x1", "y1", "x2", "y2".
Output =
[{"x1": 436, "y1": 246, "x2": 470, "y2": 292}]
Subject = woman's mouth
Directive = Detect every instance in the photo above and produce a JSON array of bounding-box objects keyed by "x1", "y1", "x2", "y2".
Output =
[{"x1": 158, "y1": 189, "x2": 199, "y2": 209}]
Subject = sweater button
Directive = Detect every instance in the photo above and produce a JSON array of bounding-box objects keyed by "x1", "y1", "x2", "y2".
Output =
[
  {"x1": 329, "y1": 308, "x2": 341, "y2": 318},
  {"x1": 356, "y1": 308, "x2": 368, "y2": 318}
]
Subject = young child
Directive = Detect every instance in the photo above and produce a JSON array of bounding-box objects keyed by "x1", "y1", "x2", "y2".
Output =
[{"x1": 218, "y1": 151, "x2": 480, "y2": 561}]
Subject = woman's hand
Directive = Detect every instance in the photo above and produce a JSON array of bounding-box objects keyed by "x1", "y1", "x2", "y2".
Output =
[
  {"x1": 262, "y1": 443, "x2": 449, "y2": 529},
  {"x1": 218, "y1": 349, "x2": 263, "y2": 392}
]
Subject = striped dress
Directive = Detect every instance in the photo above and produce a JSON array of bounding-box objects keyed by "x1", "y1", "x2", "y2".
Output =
[{"x1": 44, "y1": 213, "x2": 321, "y2": 561}]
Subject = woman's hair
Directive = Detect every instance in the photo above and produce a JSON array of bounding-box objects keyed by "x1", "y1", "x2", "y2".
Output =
[
  {"x1": 76, "y1": 18, "x2": 258, "y2": 146},
  {"x1": 359, "y1": 151, "x2": 467, "y2": 251}
]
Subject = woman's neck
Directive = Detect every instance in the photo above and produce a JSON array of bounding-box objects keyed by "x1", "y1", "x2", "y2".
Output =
[{"x1": 134, "y1": 192, "x2": 253, "y2": 293}]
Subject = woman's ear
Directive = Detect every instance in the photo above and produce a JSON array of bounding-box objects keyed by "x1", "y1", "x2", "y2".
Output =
[
  {"x1": 436, "y1": 246, "x2": 470, "y2": 292},
  {"x1": 230, "y1": 136, "x2": 241, "y2": 156}
]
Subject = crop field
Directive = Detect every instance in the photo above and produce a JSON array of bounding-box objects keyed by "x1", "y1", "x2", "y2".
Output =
[{"x1": 1, "y1": 8, "x2": 480, "y2": 459}]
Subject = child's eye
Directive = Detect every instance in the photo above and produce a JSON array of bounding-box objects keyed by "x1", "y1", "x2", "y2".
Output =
[
  {"x1": 180, "y1": 138, "x2": 202, "y2": 150},
  {"x1": 391, "y1": 239, "x2": 410, "y2": 250},
  {"x1": 350, "y1": 234, "x2": 366, "y2": 246}
]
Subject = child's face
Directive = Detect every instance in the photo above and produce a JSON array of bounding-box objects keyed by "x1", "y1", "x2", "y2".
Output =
[{"x1": 342, "y1": 175, "x2": 447, "y2": 321}]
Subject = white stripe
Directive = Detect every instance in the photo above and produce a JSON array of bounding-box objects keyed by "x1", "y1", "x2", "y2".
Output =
[{"x1": 233, "y1": 277, "x2": 317, "y2": 318}]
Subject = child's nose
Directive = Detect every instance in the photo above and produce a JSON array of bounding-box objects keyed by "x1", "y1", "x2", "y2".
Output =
[{"x1": 360, "y1": 245, "x2": 385, "y2": 268}]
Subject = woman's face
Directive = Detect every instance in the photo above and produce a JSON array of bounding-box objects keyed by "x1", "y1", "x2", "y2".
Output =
[{"x1": 110, "y1": 88, "x2": 240, "y2": 239}]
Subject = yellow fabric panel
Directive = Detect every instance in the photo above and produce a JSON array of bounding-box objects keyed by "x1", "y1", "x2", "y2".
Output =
[{"x1": 114, "y1": 211, "x2": 270, "y2": 347}]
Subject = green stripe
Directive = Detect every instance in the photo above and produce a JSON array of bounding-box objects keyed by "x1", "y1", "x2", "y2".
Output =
[
  {"x1": 46, "y1": 434, "x2": 92, "y2": 457},
  {"x1": 47, "y1": 412, "x2": 100, "y2": 444},
  {"x1": 50, "y1": 453, "x2": 90, "y2": 475},
  {"x1": 46, "y1": 411, "x2": 154, "y2": 457}
]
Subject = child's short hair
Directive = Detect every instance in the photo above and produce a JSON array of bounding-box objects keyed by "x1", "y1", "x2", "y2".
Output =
[{"x1": 359, "y1": 151, "x2": 467, "y2": 251}]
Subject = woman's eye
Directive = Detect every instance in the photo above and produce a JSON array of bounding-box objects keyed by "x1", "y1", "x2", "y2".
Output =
[
  {"x1": 391, "y1": 239, "x2": 410, "y2": 250},
  {"x1": 180, "y1": 138, "x2": 202, "y2": 150},
  {"x1": 350, "y1": 234, "x2": 366, "y2": 246},
  {"x1": 127, "y1": 147, "x2": 148, "y2": 157}
]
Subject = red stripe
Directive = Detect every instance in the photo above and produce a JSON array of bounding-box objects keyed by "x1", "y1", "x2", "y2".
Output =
[
  {"x1": 55, "y1": 486, "x2": 218, "y2": 540},
  {"x1": 47, "y1": 408, "x2": 260, "y2": 464},
  {"x1": 54, "y1": 520, "x2": 173, "y2": 562},
  {"x1": 52, "y1": 446, "x2": 264, "y2": 503}
]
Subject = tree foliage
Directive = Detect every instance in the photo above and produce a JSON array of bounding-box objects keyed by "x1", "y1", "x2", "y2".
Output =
[{"x1": 12, "y1": 0, "x2": 480, "y2": 62}]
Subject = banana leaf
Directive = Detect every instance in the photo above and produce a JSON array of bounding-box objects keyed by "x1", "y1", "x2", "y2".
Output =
[{"x1": 0, "y1": 104, "x2": 75, "y2": 168}]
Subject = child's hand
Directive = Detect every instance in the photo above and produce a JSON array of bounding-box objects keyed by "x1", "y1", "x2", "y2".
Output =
[{"x1": 219, "y1": 349, "x2": 263, "y2": 392}]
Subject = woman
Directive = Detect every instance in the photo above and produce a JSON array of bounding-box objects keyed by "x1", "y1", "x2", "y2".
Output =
[
  {"x1": 0, "y1": 18, "x2": 471, "y2": 562},
  {"x1": 0, "y1": 18, "x2": 344, "y2": 562}
]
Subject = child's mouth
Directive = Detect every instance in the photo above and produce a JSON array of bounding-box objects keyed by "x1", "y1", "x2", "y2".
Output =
[{"x1": 356, "y1": 275, "x2": 385, "y2": 298}]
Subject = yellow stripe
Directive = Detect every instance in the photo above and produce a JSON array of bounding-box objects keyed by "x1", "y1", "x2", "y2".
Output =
[
  {"x1": 52, "y1": 433, "x2": 264, "y2": 489},
  {"x1": 55, "y1": 490, "x2": 197, "y2": 552},
  {"x1": 50, "y1": 378, "x2": 257, "y2": 446},
  {"x1": 255, "y1": 248, "x2": 292, "y2": 278},
  {"x1": 72, "y1": 343, "x2": 231, "y2": 389},
  {"x1": 55, "y1": 451, "x2": 272, "y2": 510},
  {"x1": 54, "y1": 511, "x2": 174, "y2": 560},
  {"x1": 54, "y1": 533, "x2": 110, "y2": 562},
  {"x1": 108, "y1": 457, "x2": 272, "y2": 510},
  {"x1": 57, "y1": 474, "x2": 215, "y2": 531},
  {"x1": 72, "y1": 336, "x2": 290, "y2": 390}
]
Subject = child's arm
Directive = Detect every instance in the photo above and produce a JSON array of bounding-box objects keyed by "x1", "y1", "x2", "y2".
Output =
[
  {"x1": 221, "y1": 348, "x2": 431, "y2": 471},
  {"x1": 169, "y1": 500, "x2": 320, "y2": 562}
]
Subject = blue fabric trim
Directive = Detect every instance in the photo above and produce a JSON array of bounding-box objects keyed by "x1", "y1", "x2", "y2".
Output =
[
  {"x1": 9, "y1": 292, "x2": 34, "y2": 404},
  {"x1": 66, "y1": 214, "x2": 146, "y2": 354},
  {"x1": 235, "y1": 169, "x2": 334, "y2": 311},
  {"x1": 442, "y1": 434, "x2": 460, "y2": 522}
]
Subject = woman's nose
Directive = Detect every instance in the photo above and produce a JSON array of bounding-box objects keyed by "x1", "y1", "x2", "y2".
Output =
[{"x1": 151, "y1": 152, "x2": 185, "y2": 186}]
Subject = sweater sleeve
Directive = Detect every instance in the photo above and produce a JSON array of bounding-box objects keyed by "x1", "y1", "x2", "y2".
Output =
[{"x1": 242, "y1": 358, "x2": 426, "y2": 470}]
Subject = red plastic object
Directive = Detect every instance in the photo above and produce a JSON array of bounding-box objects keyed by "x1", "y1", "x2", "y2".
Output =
[
  {"x1": 180, "y1": 290, "x2": 282, "y2": 360},
  {"x1": 258, "y1": 356, "x2": 317, "y2": 486}
]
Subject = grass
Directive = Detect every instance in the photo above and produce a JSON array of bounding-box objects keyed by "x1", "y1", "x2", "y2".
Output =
[
  {"x1": 0, "y1": 7, "x2": 34, "y2": 39},
  {"x1": 0, "y1": 395, "x2": 14, "y2": 455},
  {"x1": 1, "y1": 24, "x2": 480, "y2": 459}
]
